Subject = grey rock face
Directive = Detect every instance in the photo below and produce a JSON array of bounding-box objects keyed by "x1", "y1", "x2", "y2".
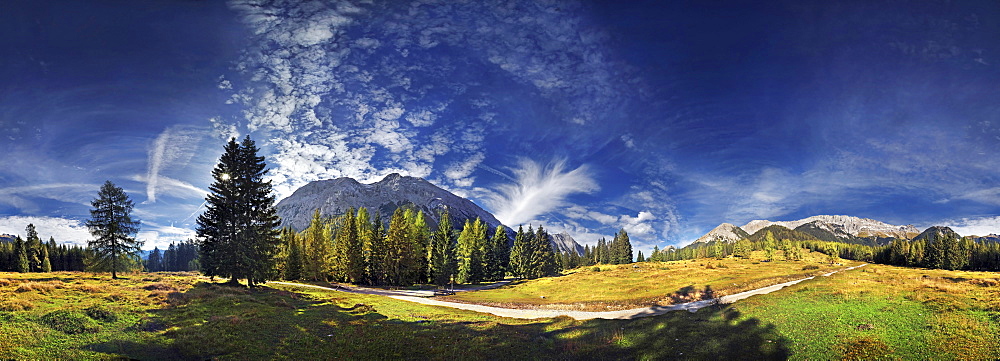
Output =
[{"x1": 275, "y1": 173, "x2": 503, "y2": 232}]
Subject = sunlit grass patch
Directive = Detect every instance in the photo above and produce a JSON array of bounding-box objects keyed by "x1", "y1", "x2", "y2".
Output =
[{"x1": 449, "y1": 250, "x2": 857, "y2": 310}]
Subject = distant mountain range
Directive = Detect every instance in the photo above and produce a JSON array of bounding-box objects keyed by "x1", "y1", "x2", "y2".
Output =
[
  {"x1": 275, "y1": 173, "x2": 584, "y2": 255},
  {"x1": 741, "y1": 215, "x2": 919, "y2": 240},
  {"x1": 0, "y1": 234, "x2": 15, "y2": 243},
  {"x1": 695, "y1": 215, "x2": 987, "y2": 247}
]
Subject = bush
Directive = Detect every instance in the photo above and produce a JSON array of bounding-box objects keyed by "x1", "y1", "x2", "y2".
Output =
[
  {"x1": 16, "y1": 282, "x2": 56, "y2": 293},
  {"x1": 84, "y1": 305, "x2": 118, "y2": 322},
  {"x1": 0, "y1": 298, "x2": 34, "y2": 312},
  {"x1": 40, "y1": 310, "x2": 101, "y2": 334},
  {"x1": 591, "y1": 266, "x2": 601, "y2": 272},
  {"x1": 802, "y1": 265, "x2": 820, "y2": 270}
]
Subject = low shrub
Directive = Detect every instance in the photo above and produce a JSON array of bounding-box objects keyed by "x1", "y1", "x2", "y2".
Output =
[
  {"x1": 591, "y1": 266, "x2": 601, "y2": 272},
  {"x1": 74, "y1": 284, "x2": 107, "y2": 293},
  {"x1": 16, "y1": 282, "x2": 56, "y2": 293},
  {"x1": 0, "y1": 298, "x2": 34, "y2": 312},
  {"x1": 802, "y1": 265, "x2": 820, "y2": 270},
  {"x1": 84, "y1": 305, "x2": 118, "y2": 322},
  {"x1": 40, "y1": 310, "x2": 101, "y2": 334}
]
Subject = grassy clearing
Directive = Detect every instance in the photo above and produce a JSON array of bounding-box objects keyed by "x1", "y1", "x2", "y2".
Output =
[
  {"x1": 0, "y1": 271, "x2": 790, "y2": 360},
  {"x1": 447, "y1": 250, "x2": 859, "y2": 310},
  {"x1": 1, "y1": 261, "x2": 997, "y2": 360},
  {"x1": 732, "y1": 264, "x2": 1000, "y2": 360}
]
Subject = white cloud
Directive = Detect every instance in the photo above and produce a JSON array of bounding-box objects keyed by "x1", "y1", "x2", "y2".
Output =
[
  {"x1": 444, "y1": 153, "x2": 485, "y2": 188},
  {"x1": 137, "y1": 222, "x2": 199, "y2": 250},
  {"x1": 941, "y1": 216, "x2": 1000, "y2": 237},
  {"x1": 620, "y1": 211, "x2": 657, "y2": 237},
  {"x1": 0, "y1": 216, "x2": 92, "y2": 246},
  {"x1": 487, "y1": 158, "x2": 599, "y2": 226},
  {"x1": 621, "y1": 134, "x2": 636, "y2": 149},
  {"x1": 145, "y1": 126, "x2": 206, "y2": 203},
  {"x1": 0, "y1": 183, "x2": 97, "y2": 212}
]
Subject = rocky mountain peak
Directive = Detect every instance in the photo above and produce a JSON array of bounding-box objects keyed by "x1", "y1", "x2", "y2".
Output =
[
  {"x1": 693, "y1": 223, "x2": 750, "y2": 244},
  {"x1": 275, "y1": 175, "x2": 502, "y2": 232},
  {"x1": 741, "y1": 215, "x2": 918, "y2": 239}
]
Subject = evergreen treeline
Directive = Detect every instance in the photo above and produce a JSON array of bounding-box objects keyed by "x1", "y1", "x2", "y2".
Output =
[
  {"x1": 556, "y1": 229, "x2": 634, "y2": 270},
  {"x1": 0, "y1": 224, "x2": 88, "y2": 272},
  {"x1": 145, "y1": 240, "x2": 200, "y2": 272},
  {"x1": 274, "y1": 207, "x2": 562, "y2": 286},
  {"x1": 639, "y1": 228, "x2": 1000, "y2": 272}
]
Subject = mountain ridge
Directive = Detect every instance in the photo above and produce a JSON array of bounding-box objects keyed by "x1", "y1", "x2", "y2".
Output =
[
  {"x1": 274, "y1": 174, "x2": 584, "y2": 255},
  {"x1": 741, "y1": 215, "x2": 919, "y2": 239},
  {"x1": 275, "y1": 173, "x2": 504, "y2": 232}
]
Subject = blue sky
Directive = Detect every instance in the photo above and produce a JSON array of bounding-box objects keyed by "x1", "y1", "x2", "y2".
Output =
[{"x1": 1, "y1": 0, "x2": 999, "y2": 253}]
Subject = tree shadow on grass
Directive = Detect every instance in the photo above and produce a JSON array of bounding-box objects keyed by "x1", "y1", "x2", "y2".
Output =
[
  {"x1": 84, "y1": 282, "x2": 789, "y2": 360},
  {"x1": 549, "y1": 305, "x2": 790, "y2": 360}
]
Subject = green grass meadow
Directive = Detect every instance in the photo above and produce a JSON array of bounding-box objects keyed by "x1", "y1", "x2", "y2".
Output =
[{"x1": 1, "y1": 260, "x2": 998, "y2": 360}]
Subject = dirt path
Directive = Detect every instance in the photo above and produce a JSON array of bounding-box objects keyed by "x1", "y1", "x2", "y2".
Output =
[{"x1": 269, "y1": 264, "x2": 866, "y2": 320}]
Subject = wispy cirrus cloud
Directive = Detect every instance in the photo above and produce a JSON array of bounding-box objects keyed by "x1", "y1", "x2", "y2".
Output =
[
  {"x1": 486, "y1": 158, "x2": 598, "y2": 226},
  {"x1": 145, "y1": 126, "x2": 207, "y2": 203}
]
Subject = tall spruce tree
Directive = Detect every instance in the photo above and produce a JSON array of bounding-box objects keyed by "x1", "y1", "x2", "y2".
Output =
[
  {"x1": 366, "y1": 211, "x2": 389, "y2": 285},
  {"x1": 333, "y1": 208, "x2": 365, "y2": 283},
  {"x1": 196, "y1": 136, "x2": 281, "y2": 286},
  {"x1": 610, "y1": 229, "x2": 633, "y2": 264},
  {"x1": 147, "y1": 247, "x2": 163, "y2": 272},
  {"x1": 282, "y1": 228, "x2": 302, "y2": 280},
  {"x1": 384, "y1": 207, "x2": 416, "y2": 286},
  {"x1": 527, "y1": 226, "x2": 559, "y2": 278},
  {"x1": 486, "y1": 225, "x2": 509, "y2": 281},
  {"x1": 25, "y1": 224, "x2": 42, "y2": 272},
  {"x1": 14, "y1": 236, "x2": 28, "y2": 273},
  {"x1": 509, "y1": 226, "x2": 531, "y2": 278},
  {"x1": 86, "y1": 181, "x2": 142, "y2": 279},
  {"x1": 428, "y1": 209, "x2": 456, "y2": 286}
]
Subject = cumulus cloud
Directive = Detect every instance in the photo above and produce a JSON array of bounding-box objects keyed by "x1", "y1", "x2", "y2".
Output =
[
  {"x1": 941, "y1": 216, "x2": 1000, "y2": 237},
  {"x1": 215, "y1": 0, "x2": 635, "y2": 200},
  {"x1": 620, "y1": 211, "x2": 657, "y2": 237},
  {"x1": 0, "y1": 216, "x2": 92, "y2": 246},
  {"x1": 487, "y1": 158, "x2": 599, "y2": 226}
]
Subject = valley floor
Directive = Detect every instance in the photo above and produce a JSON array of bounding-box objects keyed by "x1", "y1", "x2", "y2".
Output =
[{"x1": 1, "y1": 261, "x2": 998, "y2": 360}]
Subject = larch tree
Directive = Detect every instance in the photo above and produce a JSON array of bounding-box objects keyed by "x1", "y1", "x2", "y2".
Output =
[
  {"x1": 407, "y1": 210, "x2": 431, "y2": 283},
  {"x1": 456, "y1": 218, "x2": 486, "y2": 284},
  {"x1": 302, "y1": 209, "x2": 330, "y2": 281},
  {"x1": 86, "y1": 180, "x2": 142, "y2": 279},
  {"x1": 196, "y1": 136, "x2": 281, "y2": 287}
]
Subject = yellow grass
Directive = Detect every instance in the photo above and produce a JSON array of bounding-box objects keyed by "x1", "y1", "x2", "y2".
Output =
[{"x1": 449, "y1": 249, "x2": 859, "y2": 310}]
